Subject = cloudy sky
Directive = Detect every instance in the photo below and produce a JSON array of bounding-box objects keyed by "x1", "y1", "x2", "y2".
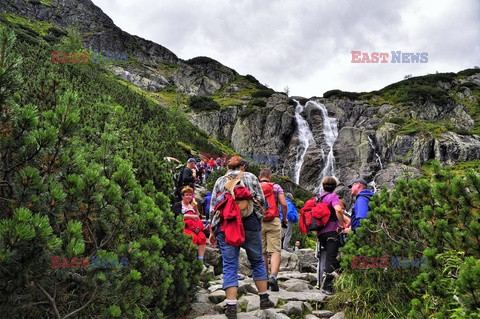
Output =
[{"x1": 93, "y1": 0, "x2": 479, "y2": 98}]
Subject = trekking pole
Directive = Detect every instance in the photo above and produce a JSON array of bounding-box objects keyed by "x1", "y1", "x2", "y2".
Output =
[{"x1": 316, "y1": 239, "x2": 327, "y2": 288}]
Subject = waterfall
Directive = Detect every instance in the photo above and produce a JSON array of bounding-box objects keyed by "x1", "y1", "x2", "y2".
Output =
[
  {"x1": 293, "y1": 100, "x2": 315, "y2": 184},
  {"x1": 310, "y1": 100, "x2": 339, "y2": 193},
  {"x1": 367, "y1": 136, "x2": 383, "y2": 170},
  {"x1": 368, "y1": 180, "x2": 377, "y2": 193}
]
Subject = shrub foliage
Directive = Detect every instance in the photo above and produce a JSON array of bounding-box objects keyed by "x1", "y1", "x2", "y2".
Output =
[
  {"x1": 0, "y1": 25, "x2": 206, "y2": 318},
  {"x1": 330, "y1": 162, "x2": 480, "y2": 318}
]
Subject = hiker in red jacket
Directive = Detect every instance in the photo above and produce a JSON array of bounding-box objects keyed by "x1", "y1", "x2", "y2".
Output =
[
  {"x1": 209, "y1": 156, "x2": 275, "y2": 319},
  {"x1": 172, "y1": 186, "x2": 207, "y2": 266}
]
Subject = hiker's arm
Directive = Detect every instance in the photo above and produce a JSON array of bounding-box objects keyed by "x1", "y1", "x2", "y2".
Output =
[
  {"x1": 278, "y1": 193, "x2": 288, "y2": 224},
  {"x1": 333, "y1": 204, "x2": 345, "y2": 225},
  {"x1": 251, "y1": 179, "x2": 265, "y2": 205},
  {"x1": 344, "y1": 215, "x2": 351, "y2": 228},
  {"x1": 183, "y1": 214, "x2": 199, "y2": 221},
  {"x1": 355, "y1": 197, "x2": 369, "y2": 219},
  {"x1": 209, "y1": 181, "x2": 220, "y2": 216}
]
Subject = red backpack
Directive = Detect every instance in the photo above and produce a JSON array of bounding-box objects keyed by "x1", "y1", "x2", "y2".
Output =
[
  {"x1": 260, "y1": 182, "x2": 279, "y2": 221},
  {"x1": 299, "y1": 193, "x2": 334, "y2": 234}
]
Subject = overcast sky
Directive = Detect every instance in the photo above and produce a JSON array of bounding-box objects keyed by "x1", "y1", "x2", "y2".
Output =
[{"x1": 92, "y1": 0, "x2": 479, "y2": 98}]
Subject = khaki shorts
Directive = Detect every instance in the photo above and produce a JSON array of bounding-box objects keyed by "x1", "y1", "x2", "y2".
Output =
[{"x1": 261, "y1": 217, "x2": 282, "y2": 253}]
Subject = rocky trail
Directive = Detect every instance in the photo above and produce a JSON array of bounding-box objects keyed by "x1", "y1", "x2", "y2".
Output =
[{"x1": 186, "y1": 248, "x2": 346, "y2": 319}]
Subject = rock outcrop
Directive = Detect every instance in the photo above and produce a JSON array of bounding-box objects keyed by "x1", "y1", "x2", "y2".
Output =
[
  {"x1": 186, "y1": 72, "x2": 480, "y2": 199},
  {"x1": 1, "y1": 0, "x2": 238, "y2": 95},
  {"x1": 3, "y1": 0, "x2": 479, "y2": 198}
]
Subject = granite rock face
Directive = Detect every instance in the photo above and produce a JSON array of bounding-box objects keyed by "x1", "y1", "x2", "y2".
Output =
[
  {"x1": 186, "y1": 72, "x2": 480, "y2": 196},
  {"x1": 4, "y1": 0, "x2": 479, "y2": 194}
]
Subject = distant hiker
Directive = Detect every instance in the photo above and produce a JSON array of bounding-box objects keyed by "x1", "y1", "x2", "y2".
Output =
[
  {"x1": 209, "y1": 155, "x2": 275, "y2": 319},
  {"x1": 174, "y1": 158, "x2": 197, "y2": 201},
  {"x1": 199, "y1": 158, "x2": 209, "y2": 184},
  {"x1": 208, "y1": 157, "x2": 216, "y2": 171},
  {"x1": 201, "y1": 191, "x2": 212, "y2": 226},
  {"x1": 294, "y1": 241, "x2": 301, "y2": 251},
  {"x1": 338, "y1": 198, "x2": 351, "y2": 245},
  {"x1": 172, "y1": 186, "x2": 207, "y2": 266},
  {"x1": 258, "y1": 168, "x2": 288, "y2": 292},
  {"x1": 280, "y1": 192, "x2": 298, "y2": 251},
  {"x1": 347, "y1": 178, "x2": 374, "y2": 233},
  {"x1": 316, "y1": 176, "x2": 345, "y2": 295}
]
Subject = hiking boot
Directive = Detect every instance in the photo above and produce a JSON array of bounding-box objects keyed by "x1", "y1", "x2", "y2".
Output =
[
  {"x1": 321, "y1": 288, "x2": 334, "y2": 296},
  {"x1": 267, "y1": 276, "x2": 279, "y2": 291},
  {"x1": 224, "y1": 304, "x2": 237, "y2": 319},
  {"x1": 259, "y1": 293, "x2": 275, "y2": 309}
]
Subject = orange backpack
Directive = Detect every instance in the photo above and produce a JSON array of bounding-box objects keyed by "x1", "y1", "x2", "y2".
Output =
[{"x1": 260, "y1": 182, "x2": 279, "y2": 221}]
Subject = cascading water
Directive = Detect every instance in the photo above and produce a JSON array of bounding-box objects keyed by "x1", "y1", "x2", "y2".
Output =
[
  {"x1": 293, "y1": 99, "x2": 315, "y2": 184},
  {"x1": 368, "y1": 136, "x2": 383, "y2": 170},
  {"x1": 310, "y1": 100, "x2": 339, "y2": 193}
]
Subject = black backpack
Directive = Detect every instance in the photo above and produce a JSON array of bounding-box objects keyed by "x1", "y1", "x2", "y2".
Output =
[{"x1": 173, "y1": 166, "x2": 186, "y2": 199}]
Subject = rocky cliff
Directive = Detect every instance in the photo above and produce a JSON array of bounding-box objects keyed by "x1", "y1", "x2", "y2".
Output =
[
  {"x1": 0, "y1": 0, "x2": 238, "y2": 95},
  {"x1": 187, "y1": 70, "x2": 480, "y2": 203},
  {"x1": 2, "y1": 0, "x2": 479, "y2": 204}
]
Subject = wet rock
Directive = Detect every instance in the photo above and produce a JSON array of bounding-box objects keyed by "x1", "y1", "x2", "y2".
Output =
[
  {"x1": 312, "y1": 309, "x2": 335, "y2": 317},
  {"x1": 208, "y1": 290, "x2": 226, "y2": 304}
]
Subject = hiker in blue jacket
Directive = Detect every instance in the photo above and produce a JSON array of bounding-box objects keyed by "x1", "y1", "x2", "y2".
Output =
[
  {"x1": 347, "y1": 178, "x2": 374, "y2": 232},
  {"x1": 201, "y1": 191, "x2": 212, "y2": 226},
  {"x1": 279, "y1": 193, "x2": 298, "y2": 251}
]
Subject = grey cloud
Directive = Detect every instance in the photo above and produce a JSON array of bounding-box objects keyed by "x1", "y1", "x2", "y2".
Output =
[{"x1": 93, "y1": 0, "x2": 480, "y2": 97}]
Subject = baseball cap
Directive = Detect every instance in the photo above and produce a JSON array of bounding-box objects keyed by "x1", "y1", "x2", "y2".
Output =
[
  {"x1": 187, "y1": 158, "x2": 196, "y2": 163},
  {"x1": 348, "y1": 178, "x2": 368, "y2": 188}
]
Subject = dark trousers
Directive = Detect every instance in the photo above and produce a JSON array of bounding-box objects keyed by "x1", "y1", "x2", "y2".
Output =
[{"x1": 318, "y1": 231, "x2": 340, "y2": 290}]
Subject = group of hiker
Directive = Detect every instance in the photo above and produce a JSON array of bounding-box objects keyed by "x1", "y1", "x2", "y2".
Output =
[{"x1": 170, "y1": 154, "x2": 374, "y2": 319}]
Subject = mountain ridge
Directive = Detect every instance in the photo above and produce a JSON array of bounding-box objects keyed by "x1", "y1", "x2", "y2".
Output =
[{"x1": 1, "y1": 0, "x2": 479, "y2": 197}]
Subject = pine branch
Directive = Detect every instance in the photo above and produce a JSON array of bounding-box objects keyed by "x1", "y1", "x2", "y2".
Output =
[
  {"x1": 381, "y1": 221, "x2": 400, "y2": 244},
  {"x1": 35, "y1": 282, "x2": 61, "y2": 319},
  {"x1": 62, "y1": 286, "x2": 98, "y2": 319}
]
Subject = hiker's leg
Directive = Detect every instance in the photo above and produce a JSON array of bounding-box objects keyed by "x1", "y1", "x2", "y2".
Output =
[
  {"x1": 268, "y1": 218, "x2": 282, "y2": 275},
  {"x1": 217, "y1": 232, "x2": 240, "y2": 291},
  {"x1": 283, "y1": 221, "x2": 293, "y2": 250},
  {"x1": 320, "y1": 231, "x2": 340, "y2": 291},
  {"x1": 261, "y1": 224, "x2": 269, "y2": 274},
  {"x1": 225, "y1": 286, "x2": 238, "y2": 300},
  {"x1": 198, "y1": 244, "x2": 206, "y2": 257},
  {"x1": 243, "y1": 230, "x2": 268, "y2": 293}
]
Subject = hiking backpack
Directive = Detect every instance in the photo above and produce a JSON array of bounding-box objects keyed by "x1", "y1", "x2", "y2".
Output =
[
  {"x1": 260, "y1": 182, "x2": 279, "y2": 222},
  {"x1": 173, "y1": 166, "x2": 186, "y2": 200},
  {"x1": 299, "y1": 193, "x2": 335, "y2": 234}
]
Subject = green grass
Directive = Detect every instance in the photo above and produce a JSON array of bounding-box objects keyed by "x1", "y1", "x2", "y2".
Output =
[
  {"x1": 387, "y1": 117, "x2": 452, "y2": 138},
  {"x1": 422, "y1": 160, "x2": 480, "y2": 179},
  {"x1": 2, "y1": 13, "x2": 53, "y2": 37},
  {"x1": 207, "y1": 137, "x2": 235, "y2": 156},
  {"x1": 25, "y1": 0, "x2": 53, "y2": 6},
  {"x1": 451, "y1": 80, "x2": 480, "y2": 135},
  {"x1": 156, "y1": 87, "x2": 187, "y2": 107},
  {"x1": 212, "y1": 76, "x2": 273, "y2": 109},
  {"x1": 157, "y1": 62, "x2": 179, "y2": 76}
]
